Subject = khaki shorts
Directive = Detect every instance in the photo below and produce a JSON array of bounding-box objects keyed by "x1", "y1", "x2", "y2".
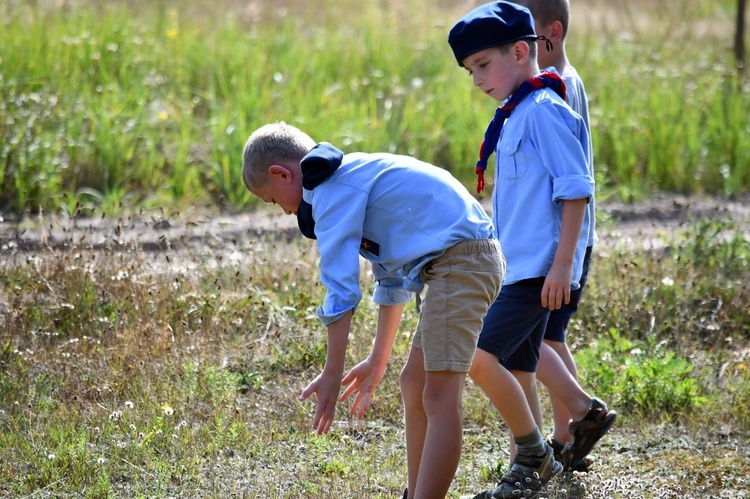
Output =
[{"x1": 412, "y1": 238, "x2": 505, "y2": 372}]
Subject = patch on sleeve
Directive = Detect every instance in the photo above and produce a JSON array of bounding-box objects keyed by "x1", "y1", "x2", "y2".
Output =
[{"x1": 360, "y1": 237, "x2": 381, "y2": 257}]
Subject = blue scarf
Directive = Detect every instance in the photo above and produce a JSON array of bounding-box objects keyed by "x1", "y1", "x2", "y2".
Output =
[{"x1": 474, "y1": 70, "x2": 566, "y2": 193}]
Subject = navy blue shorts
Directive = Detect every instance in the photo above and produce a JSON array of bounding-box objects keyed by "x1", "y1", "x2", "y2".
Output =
[
  {"x1": 477, "y1": 277, "x2": 550, "y2": 373},
  {"x1": 544, "y1": 246, "x2": 593, "y2": 343}
]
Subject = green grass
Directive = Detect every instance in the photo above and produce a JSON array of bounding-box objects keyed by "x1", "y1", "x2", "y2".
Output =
[
  {"x1": 1, "y1": 217, "x2": 749, "y2": 497},
  {"x1": 1, "y1": 0, "x2": 749, "y2": 217},
  {"x1": 1, "y1": 0, "x2": 750, "y2": 496}
]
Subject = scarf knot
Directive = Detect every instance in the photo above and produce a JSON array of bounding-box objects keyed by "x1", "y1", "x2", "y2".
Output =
[{"x1": 474, "y1": 70, "x2": 566, "y2": 194}]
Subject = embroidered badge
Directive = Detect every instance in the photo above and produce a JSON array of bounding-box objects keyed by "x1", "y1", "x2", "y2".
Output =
[{"x1": 360, "y1": 238, "x2": 381, "y2": 256}]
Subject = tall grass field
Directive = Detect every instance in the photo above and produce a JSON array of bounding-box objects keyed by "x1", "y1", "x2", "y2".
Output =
[
  {"x1": 1, "y1": 0, "x2": 749, "y2": 218},
  {"x1": 1, "y1": 0, "x2": 750, "y2": 497}
]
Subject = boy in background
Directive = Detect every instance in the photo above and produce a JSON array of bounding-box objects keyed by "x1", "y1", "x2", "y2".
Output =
[
  {"x1": 447, "y1": 2, "x2": 615, "y2": 497},
  {"x1": 512, "y1": 0, "x2": 605, "y2": 471},
  {"x1": 241, "y1": 122, "x2": 505, "y2": 499}
]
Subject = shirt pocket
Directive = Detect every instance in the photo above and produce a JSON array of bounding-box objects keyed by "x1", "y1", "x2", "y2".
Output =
[{"x1": 497, "y1": 134, "x2": 527, "y2": 179}]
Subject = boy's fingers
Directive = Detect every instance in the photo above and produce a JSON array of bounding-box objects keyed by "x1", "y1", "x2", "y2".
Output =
[
  {"x1": 355, "y1": 393, "x2": 371, "y2": 418},
  {"x1": 341, "y1": 370, "x2": 354, "y2": 386},
  {"x1": 318, "y1": 407, "x2": 334, "y2": 434},
  {"x1": 299, "y1": 380, "x2": 317, "y2": 401},
  {"x1": 544, "y1": 286, "x2": 565, "y2": 310},
  {"x1": 554, "y1": 288, "x2": 563, "y2": 309},
  {"x1": 314, "y1": 402, "x2": 331, "y2": 434},
  {"x1": 348, "y1": 393, "x2": 364, "y2": 418},
  {"x1": 340, "y1": 382, "x2": 357, "y2": 402},
  {"x1": 299, "y1": 387, "x2": 311, "y2": 401}
]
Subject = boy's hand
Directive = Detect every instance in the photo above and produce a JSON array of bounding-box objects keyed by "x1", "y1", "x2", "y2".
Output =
[
  {"x1": 545, "y1": 198, "x2": 587, "y2": 309},
  {"x1": 299, "y1": 372, "x2": 343, "y2": 435},
  {"x1": 541, "y1": 261, "x2": 572, "y2": 310},
  {"x1": 340, "y1": 359, "x2": 387, "y2": 418},
  {"x1": 299, "y1": 311, "x2": 352, "y2": 435}
]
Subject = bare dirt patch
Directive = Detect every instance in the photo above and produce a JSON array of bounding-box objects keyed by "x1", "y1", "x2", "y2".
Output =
[{"x1": 1, "y1": 193, "x2": 748, "y2": 257}]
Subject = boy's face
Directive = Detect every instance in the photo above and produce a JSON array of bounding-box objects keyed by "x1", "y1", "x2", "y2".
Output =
[
  {"x1": 250, "y1": 165, "x2": 303, "y2": 216},
  {"x1": 462, "y1": 45, "x2": 526, "y2": 102}
]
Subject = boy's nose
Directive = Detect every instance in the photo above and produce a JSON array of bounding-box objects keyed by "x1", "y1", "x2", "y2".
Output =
[{"x1": 473, "y1": 74, "x2": 482, "y2": 87}]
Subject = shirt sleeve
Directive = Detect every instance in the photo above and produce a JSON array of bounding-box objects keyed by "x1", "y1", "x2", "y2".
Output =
[
  {"x1": 311, "y1": 183, "x2": 368, "y2": 326},
  {"x1": 530, "y1": 100, "x2": 594, "y2": 204},
  {"x1": 371, "y1": 263, "x2": 413, "y2": 305}
]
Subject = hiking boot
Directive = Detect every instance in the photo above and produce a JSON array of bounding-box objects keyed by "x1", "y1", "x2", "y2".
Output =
[
  {"x1": 565, "y1": 397, "x2": 617, "y2": 470},
  {"x1": 546, "y1": 435, "x2": 593, "y2": 472},
  {"x1": 471, "y1": 442, "x2": 562, "y2": 499}
]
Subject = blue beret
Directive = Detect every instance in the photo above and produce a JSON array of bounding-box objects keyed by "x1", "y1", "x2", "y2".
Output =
[{"x1": 448, "y1": 1, "x2": 537, "y2": 67}]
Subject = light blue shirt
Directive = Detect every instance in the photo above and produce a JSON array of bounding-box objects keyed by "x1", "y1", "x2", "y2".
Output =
[
  {"x1": 492, "y1": 86, "x2": 593, "y2": 287},
  {"x1": 305, "y1": 152, "x2": 495, "y2": 325},
  {"x1": 557, "y1": 65, "x2": 598, "y2": 247}
]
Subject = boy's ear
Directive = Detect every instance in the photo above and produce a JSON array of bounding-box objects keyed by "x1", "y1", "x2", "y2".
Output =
[
  {"x1": 513, "y1": 40, "x2": 530, "y2": 64},
  {"x1": 268, "y1": 164, "x2": 294, "y2": 183},
  {"x1": 548, "y1": 20, "x2": 564, "y2": 44}
]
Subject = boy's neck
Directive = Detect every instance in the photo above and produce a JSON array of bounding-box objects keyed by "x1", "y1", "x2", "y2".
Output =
[
  {"x1": 540, "y1": 47, "x2": 570, "y2": 75},
  {"x1": 517, "y1": 64, "x2": 541, "y2": 88}
]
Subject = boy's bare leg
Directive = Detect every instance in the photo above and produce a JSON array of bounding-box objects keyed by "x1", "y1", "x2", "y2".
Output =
[
  {"x1": 401, "y1": 347, "x2": 468, "y2": 499},
  {"x1": 534, "y1": 343, "x2": 591, "y2": 420},
  {"x1": 413, "y1": 369, "x2": 466, "y2": 499},
  {"x1": 538, "y1": 340, "x2": 577, "y2": 443},
  {"x1": 508, "y1": 341, "x2": 583, "y2": 461},
  {"x1": 509, "y1": 369, "x2": 544, "y2": 462},
  {"x1": 469, "y1": 348, "x2": 537, "y2": 437},
  {"x1": 400, "y1": 347, "x2": 427, "y2": 499}
]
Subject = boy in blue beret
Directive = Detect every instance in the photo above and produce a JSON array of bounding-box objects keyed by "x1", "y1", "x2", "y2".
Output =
[
  {"x1": 448, "y1": 2, "x2": 616, "y2": 497},
  {"x1": 241, "y1": 122, "x2": 505, "y2": 499},
  {"x1": 512, "y1": 0, "x2": 611, "y2": 472}
]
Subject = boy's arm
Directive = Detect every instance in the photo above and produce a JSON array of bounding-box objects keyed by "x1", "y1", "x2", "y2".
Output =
[
  {"x1": 299, "y1": 309, "x2": 352, "y2": 435},
  {"x1": 542, "y1": 197, "x2": 587, "y2": 310},
  {"x1": 340, "y1": 303, "x2": 405, "y2": 418}
]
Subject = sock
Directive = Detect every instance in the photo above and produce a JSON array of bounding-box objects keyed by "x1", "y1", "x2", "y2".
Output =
[{"x1": 514, "y1": 427, "x2": 545, "y2": 457}]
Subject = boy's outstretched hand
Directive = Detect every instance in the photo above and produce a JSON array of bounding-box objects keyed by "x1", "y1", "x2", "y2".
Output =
[
  {"x1": 340, "y1": 359, "x2": 387, "y2": 419},
  {"x1": 298, "y1": 311, "x2": 352, "y2": 435},
  {"x1": 299, "y1": 372, "x2": 343, "y2": 435}
]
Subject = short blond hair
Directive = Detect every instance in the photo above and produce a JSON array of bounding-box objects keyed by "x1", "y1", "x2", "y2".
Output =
[{"x1": 241, "y1": 122, "x2": 315, "y2": 190}]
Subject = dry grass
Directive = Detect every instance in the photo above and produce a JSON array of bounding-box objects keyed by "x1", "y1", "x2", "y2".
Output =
[{"x1": 1, "y1": 206, "x2": 749, "y2": 497}]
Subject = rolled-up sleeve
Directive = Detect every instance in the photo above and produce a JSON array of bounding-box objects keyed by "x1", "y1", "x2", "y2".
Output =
[
  {"x1": 532, "y1": 100, "x2": 594, "y2": 205},
  {"x1": 552, "y1": 174, "x2": 594, "y2": 205},
  {"x1": 310, "y1": 184, "x2": 367, "y2": 326},
  {"x1": 371, "y1": 264, "x2": 413, "y2": 305}
]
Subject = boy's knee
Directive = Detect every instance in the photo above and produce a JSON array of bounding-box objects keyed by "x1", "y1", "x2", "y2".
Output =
[
  {"x1": 421, "y1": 382, "x2": 462, "y2": 417},
  {"x1": 469, "y1": 349, "x2": 496, "y2": 384},
  {"x1": 400, "y1": 366, "x2": 423, "y2": 406},
  {"x1": 422, "y1": 394, "x2": 455, "y2": 417}
]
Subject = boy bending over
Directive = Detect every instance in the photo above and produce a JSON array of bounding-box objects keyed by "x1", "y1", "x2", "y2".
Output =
[{"x1": 241, "y1": 122, "x2": 505, "y2": 499}]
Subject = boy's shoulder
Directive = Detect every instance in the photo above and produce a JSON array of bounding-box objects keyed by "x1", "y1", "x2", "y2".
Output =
[
  {"x1": 560, "y1": 65, "x2": 585, "y2": 87},
  {"x1": 506, "y1": 86, "x2": 584, "y2": 136},
  {"x1": 526, "y1": 85, "x2": 574, "y2": 114},
  {"x1": 558, "y1": 65, "x2": 589, "y2": 116}
]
